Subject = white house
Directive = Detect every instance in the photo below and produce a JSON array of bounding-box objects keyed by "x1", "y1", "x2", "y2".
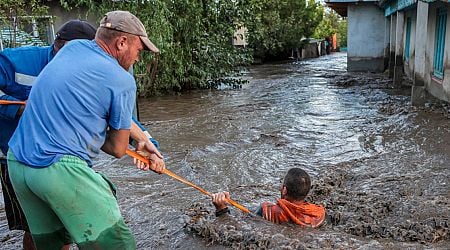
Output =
[{"x1": 326, "y1": 0, "x2": 450, "y2": 105}]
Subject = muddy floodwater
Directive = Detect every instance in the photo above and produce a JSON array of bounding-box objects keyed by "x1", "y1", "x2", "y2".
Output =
[{"x1": 1, "y1": 53, "x2": 449, "y2": 249}]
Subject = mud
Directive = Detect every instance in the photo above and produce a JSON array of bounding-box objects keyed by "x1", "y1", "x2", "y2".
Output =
[
  {"x1": 1, "y1": 53, "x2": 449, "y2": 249},
  {"x1": 182, "y1": 57, "x2": 449, "y2": 249}
]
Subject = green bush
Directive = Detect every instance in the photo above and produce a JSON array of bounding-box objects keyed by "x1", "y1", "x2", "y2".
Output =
[{"x1": 58, "y1": 0, "x2": 324, "y2": 96}]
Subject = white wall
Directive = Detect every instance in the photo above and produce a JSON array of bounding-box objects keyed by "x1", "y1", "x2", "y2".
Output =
[
  {"x1": 347, "y1": 3, "x2": 386, "y2": 72},
  {"x1": 348, "y1": 4, "x2": 385, "y2": 57},
  {"x1": 408, "y1": 2, "x2": 450, "y2": 102}
]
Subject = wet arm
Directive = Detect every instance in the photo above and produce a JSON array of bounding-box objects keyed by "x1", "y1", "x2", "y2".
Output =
[{"x1": 212, "y1": 192, "x2": 262, "y2": 217}]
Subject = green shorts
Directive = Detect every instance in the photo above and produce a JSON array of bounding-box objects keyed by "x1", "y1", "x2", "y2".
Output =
[{"x1": 7, "y1": 150, "x2": 136, "y2": 250}]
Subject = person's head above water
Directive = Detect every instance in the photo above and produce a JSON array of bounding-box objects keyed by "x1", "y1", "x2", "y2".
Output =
[{"x1": 281, "y1": 168, "x2": 311, "y2": 201}]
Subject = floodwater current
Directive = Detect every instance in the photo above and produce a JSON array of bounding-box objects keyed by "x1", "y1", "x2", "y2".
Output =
[{"x1": 1, "y1": 53, "x2": 449, "y2": 249}]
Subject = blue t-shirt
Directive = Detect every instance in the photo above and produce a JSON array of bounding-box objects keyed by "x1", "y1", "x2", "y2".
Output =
[
  {"x1": 0, "y1": 46, "x2": 53, "y2": 162},
  {"x1": 9, "y1": 40, "x2": 136, "y2": 167}
]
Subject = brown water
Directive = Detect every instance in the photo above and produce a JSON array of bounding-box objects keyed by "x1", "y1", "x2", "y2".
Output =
[{"x1": 1, "y1": 53, "x2": 449, "y2": 249}]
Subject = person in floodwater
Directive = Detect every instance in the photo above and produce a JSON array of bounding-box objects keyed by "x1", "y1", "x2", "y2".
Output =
[
  {"x1": 7, "y1": 11, "x2": 164, "y2": 249},
  {"x1": 212, "y1": 168, "x2": 326, "y2": 227}
]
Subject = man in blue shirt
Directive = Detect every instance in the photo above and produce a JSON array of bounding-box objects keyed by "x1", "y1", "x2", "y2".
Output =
[
  {"x1": 0, "y1": 20, "x2": 97, "y2": 250},
  {"x1": 7, "y1": 11, "x2": 164, "y2": 249},
  {"x1": 1, "y1": 18, "x2": 162, "y2": 249}
]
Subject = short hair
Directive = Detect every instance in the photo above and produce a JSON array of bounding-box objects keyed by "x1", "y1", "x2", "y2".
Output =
[
  {"x1": 283, "y1": 168, "x2": 311, "y2": 200},
  {"x1": 95, "y1": 27, "x2": 137, "y2": 44}
]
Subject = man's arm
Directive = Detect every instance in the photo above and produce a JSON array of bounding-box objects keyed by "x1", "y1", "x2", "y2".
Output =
[
  {"x1": 132, "y1": 116, "x2": 160, "y2": 149},
  {"x1": 101, "y1": 128, "x2": 130, "y2": 158},
  {"x1": 212, "y1": 192, "x2": 261, "y2": 217},
  {"x1": 0, "y1": 56, "x2": 24, "y2": 119},
  {"x1": 130, "y1": 121, "x2": 165, "y2": 173},
  {"x1": 0, "y1": 94, "x2": 24, "y2": 119}
]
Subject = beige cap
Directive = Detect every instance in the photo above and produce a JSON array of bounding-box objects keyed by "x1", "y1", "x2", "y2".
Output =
[{"x1": 99, "y1": 10, "x2": 159, "y2": 53}]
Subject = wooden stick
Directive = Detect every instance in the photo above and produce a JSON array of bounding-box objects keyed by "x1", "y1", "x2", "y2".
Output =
[
  {"x1": 1, "y1": 100, "x2": 251, "y2": 213},
  {"x1": 126, "y1": 149, "x2": 250, "y2": 213},
  {"x1": 0, "y1": 100, "x2": 26, "y2": 105}
]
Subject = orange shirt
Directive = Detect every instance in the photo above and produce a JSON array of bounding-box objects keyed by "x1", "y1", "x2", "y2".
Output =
[{"x1": 260, "y1": 199, "x2": 325, "y2": 227}]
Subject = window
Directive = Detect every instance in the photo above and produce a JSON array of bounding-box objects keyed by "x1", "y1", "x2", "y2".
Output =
[
  {"x1": 433, "y1": 8, "x2": 447, "y2": 79},
  {"x1": 405, "y1": 17, "x2": 411, "y2": 63}
]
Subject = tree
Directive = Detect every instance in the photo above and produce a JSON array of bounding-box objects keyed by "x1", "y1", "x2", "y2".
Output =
[
  {"x1": 313, "y1": 8, "x2": 347, "y2": 49},
  {"x1": 58, "y1": 0, "x2": 325, "y2": 95},
  {"x1": 247, "y1": 0, "x2": 323, "y2": 60},
  {"x1": 313, "y1": 8, "x2": 341, "y2": 40},
  {"x1": 61, "y1": 0, "x2": 252, "y2": 95},
  {"x1": 336, "y1": 18, "x2": 347, "y2": 48}
]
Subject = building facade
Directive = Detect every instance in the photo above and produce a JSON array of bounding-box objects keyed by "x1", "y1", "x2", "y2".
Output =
[{"x1": 326, "y1": 0, "x2": 450, "y2": 104}]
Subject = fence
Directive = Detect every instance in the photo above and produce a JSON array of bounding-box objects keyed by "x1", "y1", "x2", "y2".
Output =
[{"x1": 0, "y1": 16, "x2": 55, "y2": 51}]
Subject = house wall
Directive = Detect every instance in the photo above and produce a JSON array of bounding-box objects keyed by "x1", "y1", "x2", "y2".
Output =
[
  {"x1": 426, "y1": 3, "x2": 450, "y2": 102},
  {"x1": 404, "y1": 9, "x2": 416, "y2": 78},
  {"x1": 347, "y1": 3, "x2": 386, "y2": 72},
  {"x1": 410, "y1": 2, "x2": 450, "y2": 103}
]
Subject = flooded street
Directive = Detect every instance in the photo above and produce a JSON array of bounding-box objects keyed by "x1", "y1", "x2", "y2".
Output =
[{"x1": 1, "y1": 52, "x2": 449, "y2": 249}]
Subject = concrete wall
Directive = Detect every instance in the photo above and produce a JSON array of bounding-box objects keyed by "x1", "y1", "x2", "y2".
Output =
[
  {"x1": 426, "y1": 3, "x2": 450, "y2": 102},
  {"x1": 410, "y1": 2, "x2": 450, "y2": 103},
  {"x1": 404, "y1": 9, "x2": 416, "y2": 78},
  {"x1": 347, "y1": 3, "x2": 386, "y2": 72}
]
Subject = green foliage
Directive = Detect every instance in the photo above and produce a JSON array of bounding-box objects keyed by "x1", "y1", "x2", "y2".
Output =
[
  {"x1": 337, "y1": 18, "x2": 347, "y2": 48},
  {"x1": 60, "y1": 0, "x2": 253, "y2": 96},
  {"x1": 4, "y1": 0, "x2": 324, "y2": 96},
  {"x1": 246, "y1": 0, "x2": 323, "y2": 59},
  {"x1": 313, "y1": 8, "x2": 347, "y2": 48},
  {"x1": 0, "y1": 0, "x2": 48, "y2": 19}
]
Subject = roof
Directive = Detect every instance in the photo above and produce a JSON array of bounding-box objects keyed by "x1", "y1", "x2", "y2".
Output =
[{"x1": 325, "y1": 0, "x2": 379, "y2": 17}]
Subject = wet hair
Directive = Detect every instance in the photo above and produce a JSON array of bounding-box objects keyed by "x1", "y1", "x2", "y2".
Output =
[
  {"x1": 95, "y1": 27, "x2": 137, "y2": 44},
  {"x1": 283, "y1": 168, "x2": 311, "y2": 200}
]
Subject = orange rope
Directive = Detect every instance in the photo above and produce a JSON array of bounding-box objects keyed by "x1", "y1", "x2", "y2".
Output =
[
  {"x1": 126, "y1": 149, "x2": 250, "y2": 213},
  {"x1": 0, "y1": 100, "x2": 26, "y2": 105}
]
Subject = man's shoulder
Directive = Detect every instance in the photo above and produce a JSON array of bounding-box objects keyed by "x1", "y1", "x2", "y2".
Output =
[
  {"x1": 1, "y1": 46, "x2": 52, "y2": 74},
  {"x1": 1, "y1": 46, "x2": 52, "y2": 59}
]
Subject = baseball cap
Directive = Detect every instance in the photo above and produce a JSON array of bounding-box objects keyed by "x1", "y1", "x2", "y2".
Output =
[
  {"x1": 99, "y1": 10, "x2": 159, "y2": 53},
  {"x1": 55, "y1": 20, "x2": 97, "y2": 41}
]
